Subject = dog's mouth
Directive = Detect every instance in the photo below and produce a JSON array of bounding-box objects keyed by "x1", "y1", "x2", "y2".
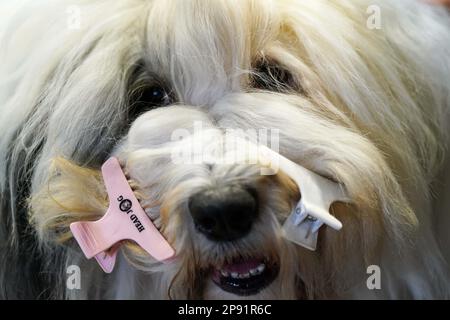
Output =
[{"x1": 211, "y1": 257, "x2": 279, "y2": 296}]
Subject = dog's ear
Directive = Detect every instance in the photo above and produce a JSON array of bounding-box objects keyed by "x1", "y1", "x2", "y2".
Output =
[{"x1": 29, "y1": 158, "x2": 108, "y2": 244}]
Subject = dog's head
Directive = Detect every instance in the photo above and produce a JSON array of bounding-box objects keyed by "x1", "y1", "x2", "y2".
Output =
[{"x1": 5, "y1": 0, "x2": 447, "y2": 299}]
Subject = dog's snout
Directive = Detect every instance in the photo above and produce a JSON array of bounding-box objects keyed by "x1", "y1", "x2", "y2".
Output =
[{"x1": 188, "y1": 185, "x2": 258, "y2": 242}]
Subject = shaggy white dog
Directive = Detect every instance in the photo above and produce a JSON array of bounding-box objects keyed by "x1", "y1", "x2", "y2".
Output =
[{"x1": 0, "y1": 0, "x2": 450, "y2": 299}]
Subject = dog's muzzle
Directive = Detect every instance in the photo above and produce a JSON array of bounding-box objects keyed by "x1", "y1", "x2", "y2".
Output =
[{"x1": 69, "y1": 141, "x2": 350, "y2": 275}]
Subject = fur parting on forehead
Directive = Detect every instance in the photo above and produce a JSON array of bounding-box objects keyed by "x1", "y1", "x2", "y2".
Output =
[{"x1": 144, "y1": 0, "x2": 280, "y2": 106}]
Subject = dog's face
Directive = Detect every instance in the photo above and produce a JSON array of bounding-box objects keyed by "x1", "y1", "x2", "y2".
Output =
[{"x1": 26, "y1": 0, "x2": 433, "y2": 299}]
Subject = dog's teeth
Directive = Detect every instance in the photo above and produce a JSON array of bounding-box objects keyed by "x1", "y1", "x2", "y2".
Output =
[
  {"x1": 257, "y1": 264, "x2": 265, "y2": 273},
  {"x1": 218, "y1": 263, "x2": 267, "y2": 279},
  {"x1": 249, "y1": 268, "x2": 258, "y2": 275}
]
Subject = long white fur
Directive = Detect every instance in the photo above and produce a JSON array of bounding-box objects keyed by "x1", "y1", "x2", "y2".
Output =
[{"x1": 1, "y1": 0, "x2": 450, "y2": 299}]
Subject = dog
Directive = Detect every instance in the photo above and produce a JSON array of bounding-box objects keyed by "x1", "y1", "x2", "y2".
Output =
[{"x1": 1, "y1": 0, "x2": 450, "y2": 299}]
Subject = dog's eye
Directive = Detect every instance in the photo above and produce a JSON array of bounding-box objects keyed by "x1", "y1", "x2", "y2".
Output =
[
  {"x1": 127, "y1": 84, "x2": 172, "y2": 120},
  {"x1": 129, "y1": 84, "x2": 172, "y2": 109},
  {"x1": 136, "y1": 85, "x2": 171, "y2": 107},
  {"x1": 126, "y1": 61, "x2": 174, "y2": 121},
  {"x1": 252, "y1": 59, "x2": 299, "y2": 93}
]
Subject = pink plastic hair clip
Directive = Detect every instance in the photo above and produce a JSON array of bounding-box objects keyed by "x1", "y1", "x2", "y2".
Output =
[{"x1": 70, "y1": 157, "x2": 175, "y2": 273}]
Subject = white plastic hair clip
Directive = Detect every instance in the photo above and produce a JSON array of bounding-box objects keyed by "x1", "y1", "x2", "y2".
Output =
[
  {"x1": 230, "y1": 139, "x2": 351, "y2": 251},
  {"x1": 279, "y1": 162, "x2": 349, "y2": 251},
  {"x1": 255, "y1": 144, "x2": 351, "y2": 251}
]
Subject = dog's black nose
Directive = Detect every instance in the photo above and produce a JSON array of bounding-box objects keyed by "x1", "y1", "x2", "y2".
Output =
[{"x1": 188, "y1": 185, "x2": 258, "y2": 242}]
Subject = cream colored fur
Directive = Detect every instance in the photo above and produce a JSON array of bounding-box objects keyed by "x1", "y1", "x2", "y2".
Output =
[{"x1": 0, "y1": 0, "x2": 449, "y2": 299}]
